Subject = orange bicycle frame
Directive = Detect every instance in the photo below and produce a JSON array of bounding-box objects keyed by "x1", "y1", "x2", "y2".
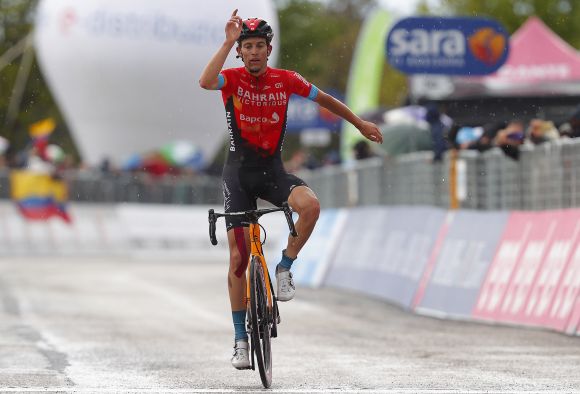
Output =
[{"x1": 246, "y1": 222, "x2": 273, "y2": 309}]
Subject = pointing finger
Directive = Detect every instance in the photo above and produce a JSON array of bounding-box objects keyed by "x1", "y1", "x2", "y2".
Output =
[{"x1": 232, "y1": 9, "x2": 238, "y2": 17}]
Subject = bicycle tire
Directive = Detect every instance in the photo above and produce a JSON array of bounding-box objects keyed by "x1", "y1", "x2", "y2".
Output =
[{"x1": 249, "y1": 255, "x2": 273, "y2": 388}]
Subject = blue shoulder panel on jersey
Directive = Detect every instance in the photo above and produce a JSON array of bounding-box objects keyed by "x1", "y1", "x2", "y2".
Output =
[
  {"x1": 308, "y1": 85, "x2": 319, "y2": 100},
  {"x1": 216, "y1": 74, "x2": 225, "y2": 90}
]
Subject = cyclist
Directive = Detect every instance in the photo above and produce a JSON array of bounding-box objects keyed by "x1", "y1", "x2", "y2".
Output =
[{"x1": 199, "y1": 9, "x2": 383, "y2": 370}]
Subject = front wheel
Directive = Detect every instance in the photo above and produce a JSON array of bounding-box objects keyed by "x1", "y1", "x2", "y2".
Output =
[{"x1": 249, "y1": 255, "x2": 272, "y2": 388}]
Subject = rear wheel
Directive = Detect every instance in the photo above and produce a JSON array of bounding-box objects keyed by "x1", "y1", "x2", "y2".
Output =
[{"x1": 249, "y1": 256, "x2": 272, "y2": 388}]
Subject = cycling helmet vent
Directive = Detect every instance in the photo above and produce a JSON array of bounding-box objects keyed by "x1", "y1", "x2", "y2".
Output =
[{"x1": 239, "y1": 18, "x2": 274, "y2": 43}]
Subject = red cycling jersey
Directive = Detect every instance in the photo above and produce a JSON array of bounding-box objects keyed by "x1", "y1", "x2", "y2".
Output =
[{"x1": 218, "y1": 66, "x2": 318, "y2": 165}]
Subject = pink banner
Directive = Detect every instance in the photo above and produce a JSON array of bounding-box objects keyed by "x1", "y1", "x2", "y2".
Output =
[
  {"x1": 566, "y1": 293, "x2": 580, "y2": 335},
  {"x1": 495, "y1": 211, "x2": 557, "y2": 322},
  {"x1": 473, "y1": 212, "x2": 533, "y2": 320},
  {"x1": 550, "y1": 242, "x2": 580, "y2": 333},
  {"x1": 520, "y1": 210, "x2": 580, "y2": 327},
  {"x1": 473, "y1": 208, "x2": 580, "y2": 334}
]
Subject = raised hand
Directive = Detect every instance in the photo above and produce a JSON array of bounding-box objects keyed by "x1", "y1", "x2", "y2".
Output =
[
  {"x1": 225, "y1": 9, "x2": 242, "y2": 44},
  {"x1": 359, "y1": 120, "x2": 383, "y2": 144}
]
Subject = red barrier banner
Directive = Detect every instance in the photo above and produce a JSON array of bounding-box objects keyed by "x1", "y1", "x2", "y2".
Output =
[
  {"x1": 474, "y1": 209, "x2": 580, "y2": 334},
  {"x1": 520, "y1": 210, "x2": 580, "y2": 327},
  {"x1": 473, "y1": 212, "x2": 533, "y2": 320},
  {"x1": 548, "y1": 237, "x2": 580, "y2": 334},
  {"x1": 495, "y1": 211, "x2": 557, "y2": 322},
  {"x1": 566, "y1": 293, "x2": 580, "y2": 335}
]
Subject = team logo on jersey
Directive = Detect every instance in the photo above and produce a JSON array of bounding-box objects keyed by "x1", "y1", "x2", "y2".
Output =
[
  {"x1": 226, "y1": 110, "x2": 236, "y2": 151},
  {"x1": 275, "y1": 83, "x2": 283, "y2": 89},
  {"x1": 236, "y1": 87, "x2": 288, "y2": 106},
  {"x1": 292, "y1": 72, "x2": 310, "y2": 87},
  {"x1": 239, "y1": 112, "x2": 281, "y2": 125}
]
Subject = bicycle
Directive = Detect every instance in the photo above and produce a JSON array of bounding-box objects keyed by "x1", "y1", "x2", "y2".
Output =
[{"x1": 208, "y1": 202, "x2": 297, "y2": 388}]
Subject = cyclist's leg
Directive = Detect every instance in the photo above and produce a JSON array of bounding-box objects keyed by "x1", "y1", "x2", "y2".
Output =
[
  {"x1": 226, "y1": 225, "x2": 252, "y2": 369},
  {"x1": 226, "y1": 226, "x2": 250, "y2": 314},
  {"x1": 260, "y1": 170, "x2": 320, "y2": 301},
  {"x1": 222, "y1": 165, "x2": 255, "y2": 368},
  {"x1": 258, "y1": 168, "x2": 320, "y2": 260},
  {"x1": 285, "y1": 185, "x2": 320, "y2": 259}
]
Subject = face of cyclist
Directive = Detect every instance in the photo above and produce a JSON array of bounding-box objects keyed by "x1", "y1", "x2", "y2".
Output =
[{"x1": 237, "y1": 37, "x2": 271, "y2": 75}]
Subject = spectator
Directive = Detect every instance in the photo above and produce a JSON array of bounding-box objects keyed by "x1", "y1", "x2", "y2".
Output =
[
  {"x1": 454, "y1": 125, "x2": 484, "y2": 150},
  {"x1": 455, "y1": 121, "x2": 506, "y2": 152},
  {"x1": 353, "y1": 140, "x2": 376, "y2": 160},
  {"x1": 559, "y1": 121, "x2": 574, "y2": 138},
  {"x1": 425, "y1": 104, "x2": 448, "y2": 161},
  {"x1": 526, "y1": 119, "x2": 559, "y2": 145},
  {"x1": 492, "y1": 120, "x2": 525, "y2": 160},
  {"x1": 322, "y1": 150, "x2": 341, "y2": 166},
  {"x1": 455, "y1": 120, "x2": 524, "y2": 160},
  {"x1": 566, "y1": 105, "x2": 580, "y2": 138}
]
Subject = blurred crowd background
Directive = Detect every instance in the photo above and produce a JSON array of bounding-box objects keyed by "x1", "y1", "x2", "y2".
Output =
[{"x1": 1, "y1": 0, "x2": 580, "y2": 206}]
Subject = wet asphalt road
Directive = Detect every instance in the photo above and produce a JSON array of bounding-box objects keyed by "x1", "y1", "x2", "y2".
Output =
[{"x1": 0, "y1": 257, "x2": 579, "y2": 393}]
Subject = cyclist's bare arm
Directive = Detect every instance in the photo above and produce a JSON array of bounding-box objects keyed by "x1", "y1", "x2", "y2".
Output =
[
  {"x1": 199, "y1": 9, "x2": 242, "y2": 90},
  {"x1": 314, "y1": 90, "x2": 383, "y2": 144}
]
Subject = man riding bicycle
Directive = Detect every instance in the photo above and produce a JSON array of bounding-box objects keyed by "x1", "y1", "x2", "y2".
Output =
[{"x1": 199, "y1": 9, "x2": 383, "y2": 370}]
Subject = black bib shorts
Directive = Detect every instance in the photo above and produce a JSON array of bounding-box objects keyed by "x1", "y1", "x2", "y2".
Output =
[{"x1": 222, "y1": 162, "x2": 307, "y2": 231}]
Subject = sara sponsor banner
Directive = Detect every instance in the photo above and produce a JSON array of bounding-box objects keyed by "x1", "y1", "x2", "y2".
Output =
[
  {"x1": 325, "y1": 206, "x2": 447, "y2": 309},
  {"x1": 416, "y1": 211, "x2": 509, "y2": 318},
  {"x1": 386, "y1": 17, "x2": 509, "y2": 75}
]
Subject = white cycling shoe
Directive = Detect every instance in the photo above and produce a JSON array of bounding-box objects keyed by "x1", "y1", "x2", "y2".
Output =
[
  {"x1": 276, "y1": 267, "x2": 295, "y2": 302},
  {"x1": 231, "y1": 340, "x2": 251, "y2": 370}
]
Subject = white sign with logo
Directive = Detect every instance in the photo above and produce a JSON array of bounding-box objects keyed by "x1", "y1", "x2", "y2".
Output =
[{"x1": 34, "y1": 0, "x2": 278, "y2": 165}]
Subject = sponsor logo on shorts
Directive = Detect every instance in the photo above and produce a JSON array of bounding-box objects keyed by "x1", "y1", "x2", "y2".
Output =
[{"x1": 223, "y1": 180, "x2": 231, "y2": 211}]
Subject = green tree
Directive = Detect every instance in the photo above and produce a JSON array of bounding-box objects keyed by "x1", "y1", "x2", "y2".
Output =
[
  {"x1": 420, "y1": 0, "x2": 580, "y2": 47},
  {"x1": 275, "y1": 0, "x2": 408, "y2": 108},
  {"x1": 0, "y1": 0, "x2": 78, "y2": 163}
]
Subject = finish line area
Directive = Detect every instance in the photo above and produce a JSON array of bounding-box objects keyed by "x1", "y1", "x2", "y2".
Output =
[{"x1": 0, "y1": 257, "x2": 578, "y2": 392}]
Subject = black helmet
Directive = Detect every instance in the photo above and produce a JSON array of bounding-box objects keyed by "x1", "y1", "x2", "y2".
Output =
[{"x1": 239, "y1": 18, "x2": 274, "y2": 44}]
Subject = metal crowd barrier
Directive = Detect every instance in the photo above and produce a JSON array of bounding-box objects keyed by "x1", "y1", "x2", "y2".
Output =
[
  {"x1": 0, "y1": 138, "x2": 579, "y2": 210},
  {"x1": 299, "y1": 137, "x2": 580, "y2": 211}
]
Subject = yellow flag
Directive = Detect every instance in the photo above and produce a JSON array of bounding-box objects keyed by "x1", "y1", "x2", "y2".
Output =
[{"x1": 29, "y1": 118, "x2": 56, "y2": 139}]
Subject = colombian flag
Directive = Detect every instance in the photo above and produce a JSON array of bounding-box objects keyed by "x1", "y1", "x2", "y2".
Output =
[
  {"x1": 10, "y1": 170, "x2": 71, "y2": 223},
  {"x1": 29, "y1": 118, "x2": 56, "y2": 140},
  {"x1": 29, "y1": 118, "x2": 56, "y2": 158}
]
